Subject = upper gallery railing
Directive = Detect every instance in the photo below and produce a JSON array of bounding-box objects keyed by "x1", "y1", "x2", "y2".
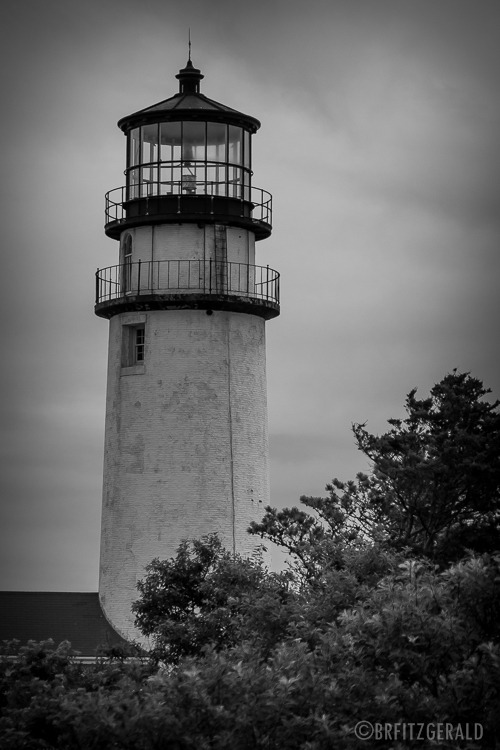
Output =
[{"x1": 105, "y1": 180, "x2": 272, "y2": 228}]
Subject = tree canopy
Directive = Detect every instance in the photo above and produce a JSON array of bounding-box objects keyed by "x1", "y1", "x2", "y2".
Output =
[
  {"x1": 1, "y1": 371, "x2": 499, "y2": 749},
  {"x1": 132, "y1": 535, "x2": 294, "y2": 663},
  {"x1": 250, "y1": 371, "x2": 500, "y2": 573}
]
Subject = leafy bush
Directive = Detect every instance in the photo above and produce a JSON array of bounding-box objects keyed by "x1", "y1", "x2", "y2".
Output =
[{"x1": 2, "y1": 372, "x2": 499, "y2": 748}]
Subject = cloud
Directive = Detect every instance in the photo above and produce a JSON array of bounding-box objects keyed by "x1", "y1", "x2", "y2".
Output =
[{"x1": 1, "y1": 0, "x2": 499, "y2": 589}]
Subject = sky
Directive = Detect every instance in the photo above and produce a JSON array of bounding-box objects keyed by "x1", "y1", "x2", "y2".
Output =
[{"x1": 0, "y1": 0, "x2": 499, "y2": 589}]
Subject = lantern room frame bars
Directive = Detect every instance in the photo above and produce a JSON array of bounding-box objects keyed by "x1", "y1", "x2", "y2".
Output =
[{"x1": 126, "y1": 122, "x2": 252, "y2": 202}]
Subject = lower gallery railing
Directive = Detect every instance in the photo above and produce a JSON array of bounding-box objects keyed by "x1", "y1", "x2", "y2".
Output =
[{"x1": 95, "y1": 260, "x2": 280, "y2": 307}]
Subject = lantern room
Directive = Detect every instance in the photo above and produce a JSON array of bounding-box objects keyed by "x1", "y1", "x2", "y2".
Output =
[{"x1": 104, "y1": 60, "x2": 272, "y2": 240}]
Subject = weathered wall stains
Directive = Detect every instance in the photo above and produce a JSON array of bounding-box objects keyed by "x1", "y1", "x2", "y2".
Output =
[{"x1": 99, "y1": 307, "x2": 269, "y2": 639}]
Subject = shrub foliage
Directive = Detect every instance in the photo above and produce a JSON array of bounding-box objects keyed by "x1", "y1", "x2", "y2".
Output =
[{"x1": 1, "y1": 372, "x2": 499, "y2": 749}]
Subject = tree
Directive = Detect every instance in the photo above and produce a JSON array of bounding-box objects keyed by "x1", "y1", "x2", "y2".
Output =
[
  {"x1": 3, "y1": 371, "x2": 500, "y2": 749},
  {"x1": 251, "y1": 371, "x2": 500, "y2": 569},
  {"x1": 3, "y1": 553, "x2": 499, "y2": 749},
  {"x1": 132, "y1": 534, "x2": 295, "y2": 663}
]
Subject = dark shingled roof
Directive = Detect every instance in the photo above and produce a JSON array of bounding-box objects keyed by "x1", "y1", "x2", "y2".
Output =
[{"x1": 0, "y1": 592, "x2": 129, "y2": 657}]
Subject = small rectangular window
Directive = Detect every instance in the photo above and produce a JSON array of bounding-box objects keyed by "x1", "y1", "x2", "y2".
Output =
[
  {"x1": 207, "y1": 122, "x2": 226, "y2": 163},
  {"x1": 160, "y1": 122, "x2": 181, "y2": 161},
  {"x1": 142, "y1": 124, "x2": 159, "y2": 164},
  {"x1": 182, "y1": 121, "x2": 206, "y2": 162},
  {"x1": 228, "y1": 125, "x2": 242, "y2": 165},
  {"x1": 122, "y1": 323, "x2": 146, "y2": 368},
  {"x1": 135, "y1": 326, "x2": 145, "y2": 363},
  {"x1": 129, "y1": 128, "x2": 141, "y2": 167},
  {"x1": 243, "y1": 130, "x2": 250, "y2": 169}
]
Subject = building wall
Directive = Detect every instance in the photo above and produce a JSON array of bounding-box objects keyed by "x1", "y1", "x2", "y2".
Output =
[
  {"x1": 99, "y1": 307, "x2": 269, "y2": 640},
  {"x1": 121, "y1": 224, "x2": 255, "y2": 265}
]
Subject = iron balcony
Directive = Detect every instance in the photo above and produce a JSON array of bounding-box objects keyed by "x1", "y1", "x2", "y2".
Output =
[
  {"x1": 104, "y1": 180, "x2": 272, "y2": 241},
  {"x1": 95, "y1": 259, "x2": 280, "y2": 320}
]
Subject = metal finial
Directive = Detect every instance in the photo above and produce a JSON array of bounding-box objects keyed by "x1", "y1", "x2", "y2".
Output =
[{"x1": 188, "y1": 28, "x2": 192, "y2": 62}]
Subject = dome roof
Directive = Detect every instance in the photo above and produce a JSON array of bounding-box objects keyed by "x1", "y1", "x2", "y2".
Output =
[{"x1": 118, "y1": 60, "x2": 261, "y2": 133}]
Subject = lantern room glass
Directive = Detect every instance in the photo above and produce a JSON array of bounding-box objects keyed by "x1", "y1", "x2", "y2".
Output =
[{"x1": 126, "y1": 121, "x2": 252, "y2": 200}]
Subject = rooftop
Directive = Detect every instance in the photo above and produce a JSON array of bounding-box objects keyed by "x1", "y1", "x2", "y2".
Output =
[
  {"x1": 0, "y1": 592, "x2": 130, "y2": 657},
  {"x1": 117, "y1": 59, "x2": 260, "y2": 132}
]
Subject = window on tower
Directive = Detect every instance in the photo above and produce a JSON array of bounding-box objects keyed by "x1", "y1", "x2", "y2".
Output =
[
  {"x1": 122, "y1": 322, "x2": 146, "y2": 369},
  {"x1": 134, "y1": 326, "x2": 145, "y2": 363},
  {"x1": 121, "y1": 233, "x2": 133, "y2": 293}
]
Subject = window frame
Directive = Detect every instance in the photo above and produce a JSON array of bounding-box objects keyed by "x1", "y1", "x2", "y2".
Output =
[{"x1": 121, "y1": 322, "x2": 146, "y2": 370}]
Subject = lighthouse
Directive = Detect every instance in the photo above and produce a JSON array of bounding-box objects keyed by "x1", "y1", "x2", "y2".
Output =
[{"x1": 95, "y1": 58, "x2": 280, "y2": 639}]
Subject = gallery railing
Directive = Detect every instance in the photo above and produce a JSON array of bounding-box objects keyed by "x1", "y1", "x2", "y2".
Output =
[
  {"x1": 95, "y1": 259, "x2": 280, "y2": 307},
  {"x1": 105, "y1": 182, "x2": 272, "y2": 227}
]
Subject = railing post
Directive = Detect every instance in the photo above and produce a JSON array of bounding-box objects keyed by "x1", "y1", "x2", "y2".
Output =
[
  {"x1": 266, "y1": 265, "x2": 269, "y2": 300},
  {"x1": 95, "y1": 269, "x2": 99, "y2": 304}
]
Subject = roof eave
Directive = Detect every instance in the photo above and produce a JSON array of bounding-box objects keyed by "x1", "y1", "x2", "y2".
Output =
[{"x1": 117, "y1": 95, "x2": 261, "y2": 133}]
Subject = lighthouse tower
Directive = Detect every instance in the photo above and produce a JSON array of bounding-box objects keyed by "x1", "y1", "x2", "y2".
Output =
[{"x1": 95, "y1": 58, "x2": 279, "y2": 639}]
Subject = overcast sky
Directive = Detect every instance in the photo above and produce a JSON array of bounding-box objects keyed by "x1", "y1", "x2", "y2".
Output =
[{"x1": 1, "y1": 0, "x2": 499, "y2": 589}]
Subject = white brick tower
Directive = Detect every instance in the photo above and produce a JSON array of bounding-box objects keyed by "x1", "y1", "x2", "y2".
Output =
[{"x1": 95, "y1": 58, "x2": 279, "y2": 639}]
